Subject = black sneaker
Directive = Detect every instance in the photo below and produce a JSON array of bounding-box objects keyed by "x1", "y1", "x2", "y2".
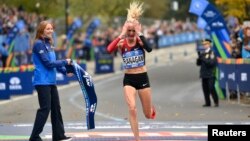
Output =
[
  {"x1": 59, "y1": 137, "x2": 72, "y2": 141},
  {"x1": 202, "y1": 104, "x2": 211, "y2": 107}
]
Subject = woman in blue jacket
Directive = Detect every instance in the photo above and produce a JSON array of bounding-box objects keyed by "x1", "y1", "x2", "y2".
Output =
[{"x1": 29, "y1": 21, "x2": 72, "y2": 141}]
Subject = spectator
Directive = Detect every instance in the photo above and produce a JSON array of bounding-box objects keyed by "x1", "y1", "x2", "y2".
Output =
[
  {"x1": 0, "y1": 42, "x2": 8, "y2": 67},
  {"x1": 29, "y1": 20, "x2": 72, "y2": 141}
]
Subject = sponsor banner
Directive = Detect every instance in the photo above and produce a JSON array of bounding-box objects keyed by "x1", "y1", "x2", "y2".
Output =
[
  {"x1": 0, "y1": 75, "x2": 10, "y2": 99},
  {"x1": 236, "y1": 64, "x2": 250, "y2": 92},
  {"x1": 0, "y1": 72, "x2": 33, "y2": 98},
  {"x1": 217, "y1": 62, "x2": 250, "y2": 91},
  {"x1": 217, "y1": 63, "x2": 227, "y2": 89},
  {"x1": 224, "y1": 64, "x2": 237, "y2": 91},
  {"x1": 95, "y1": 52, "x2": 114, "y2": 74}
]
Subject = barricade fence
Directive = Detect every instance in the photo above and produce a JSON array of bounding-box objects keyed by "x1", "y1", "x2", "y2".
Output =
[
  {"x1": 158, "y1": 31, "x2": 208, "y2": 48},
  {"x1": 217, "y1": 58, "x2": 250, "y2": 104}
]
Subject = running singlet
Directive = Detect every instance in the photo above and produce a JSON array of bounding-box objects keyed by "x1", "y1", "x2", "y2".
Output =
[{"x1": 121, "y1": 40, "x2": 145, "y2": 69}]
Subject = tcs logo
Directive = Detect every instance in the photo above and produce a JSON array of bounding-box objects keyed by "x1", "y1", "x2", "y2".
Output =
[
  {"x1": 9, "y1": 77, "x2": 22, "y2": 90},
  {"x1": 10, "y1": 77, "x2": 21, "y2": 85}
]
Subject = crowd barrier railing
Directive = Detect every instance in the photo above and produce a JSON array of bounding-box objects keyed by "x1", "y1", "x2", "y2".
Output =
[
  {"x1": 217, "y1": 58, "x2": 250, "y2": 104},
  {"x1": 158, "y1": 31, "x2": 208, "y2": 48}
]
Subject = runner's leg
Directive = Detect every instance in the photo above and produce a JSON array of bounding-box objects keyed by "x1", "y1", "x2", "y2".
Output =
[
  {"x1": 138, "y1": 88, "x2": 153, "y2": 119},
  {"x1": 123, "y1": 85, "x2": 140, "y2": 141}
]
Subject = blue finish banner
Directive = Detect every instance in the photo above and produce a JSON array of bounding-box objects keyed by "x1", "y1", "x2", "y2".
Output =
[
  {"x1": 67, "y1": 63, "x2": 86, "y2": 81},
  {"x1": 66, "y1": 62, "x2": 97, "y2": 130}
]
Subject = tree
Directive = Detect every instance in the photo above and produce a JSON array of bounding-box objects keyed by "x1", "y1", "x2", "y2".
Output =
[{"x1": 214, "y1": 0, "x2": 250, "y2": 22}]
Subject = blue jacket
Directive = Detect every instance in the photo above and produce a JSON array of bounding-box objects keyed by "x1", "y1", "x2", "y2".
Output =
[{"x1": 32, "y1": 38, "x2": 67, "y2": 86}]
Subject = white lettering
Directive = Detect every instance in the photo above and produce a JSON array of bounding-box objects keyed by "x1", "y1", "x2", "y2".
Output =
[
  {"x1": 9, "y1": 85, "x2": 22, "y2": 90},
  {"x1": 212, "y1": 129, "x2": 247, "y2": 136},
  {"x1": 241, "y1": 73, "x2": 247, "y2": 81},
  {"x1": 212, "y1": 129, "x2": 218, "y2": 136},
  {"x1": 0, "y1": 83, "x2": 6, "y2": 90},
  {"x1": 228, "y1": 73, "x2": 235, "y2": 81}
]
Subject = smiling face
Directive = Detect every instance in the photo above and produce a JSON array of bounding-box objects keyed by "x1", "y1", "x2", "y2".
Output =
[
  {"x1": 43, "y1": 23, "x2": 54, "y2": 38},
  {"x1": 35, "y1": 21, "x2": 55, "y2": 41}
]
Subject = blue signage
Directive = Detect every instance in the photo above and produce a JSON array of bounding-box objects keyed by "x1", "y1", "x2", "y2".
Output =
[
  {"x1": 0, "y1": 72, "x2": 33, "y2": 99},
  {"x1": 236, "y1": 64, "x2": 250, "y2": 91},
  {"x1": 95, "y1": 53, "x2": 114, "y2": 74}
]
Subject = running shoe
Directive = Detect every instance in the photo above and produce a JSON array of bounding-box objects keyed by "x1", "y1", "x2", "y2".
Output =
[
  {"x1": 59, "y1": 136, "x2": 72, "y2": 141},
  {"x1": 151, "y1": 106, "x2": 156, "y2": 119}
]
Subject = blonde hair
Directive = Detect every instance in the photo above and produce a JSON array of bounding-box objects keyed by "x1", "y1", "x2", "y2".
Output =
[{"x1": 126, "y1": 1, "x2": 144, "y2": 22}]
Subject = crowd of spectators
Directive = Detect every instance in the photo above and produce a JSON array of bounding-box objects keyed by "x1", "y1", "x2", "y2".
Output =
[
  {"x1": 226, "y1": 17, "x2": 250, "y2": 99},
  {"x1": 0, "y1": 4, "x2": 45, "y2": 67},
  {"x1": 0, "y1": 4, "x2": 200, "y2": 67}
]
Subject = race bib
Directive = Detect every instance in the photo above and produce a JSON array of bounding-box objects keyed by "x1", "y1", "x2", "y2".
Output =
[{"x1": 122, "y1": 50, "x2": 145, "y2": 69}]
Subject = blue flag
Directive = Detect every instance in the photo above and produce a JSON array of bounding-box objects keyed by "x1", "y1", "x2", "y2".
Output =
[
  {"x1": 5, "y1": 20, "x2": 26, "y2": 46},
  {"x1": 67, "y1": 18, "x2": 83, "y2": 40},
  {"x1": 197, "y1": 17, "x2": 207, "y2": 29},
  {"x1": 189, "y1": 0, "x2": 209, "y2": 16},
  {"x1": 85, "y1": 18, "x2": 101, "y2": 39},
  {"x1": 66, "y1": 61, "x2": 97, "y2": 130}
]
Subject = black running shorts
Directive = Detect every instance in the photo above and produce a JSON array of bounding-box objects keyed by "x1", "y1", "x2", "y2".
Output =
[{"x1": 123, "y1": 72, "x2": 150, "y2": 90}]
